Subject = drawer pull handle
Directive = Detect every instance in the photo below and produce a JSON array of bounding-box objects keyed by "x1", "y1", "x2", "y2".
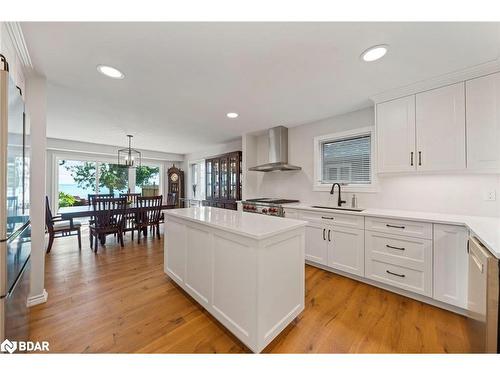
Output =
[
  {"x1": 386, "y1": 224, "x2": 405, "y2": 229},
  {"x1": 323, "y1": 228, "x2": 326, "y2": 241},
  {"x1": 322, "y1": 216, "x2": 334, "y2": 220},
  {"x1": 386, "y1": 270, "x2": 405, "y2": 278},
  {"x1": 386, "y1": 244, "x2": 405, "y2": 251}
]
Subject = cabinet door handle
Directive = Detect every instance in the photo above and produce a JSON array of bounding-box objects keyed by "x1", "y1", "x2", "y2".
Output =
[
  {"x1": 328, "y1": 229, "x2": 331, "y2": 242},
  {"x1": 386, "y1": 270, "x2": 405, "y2": 278},
  {"x1": 321, "y1": 216, "x2": 334, "y2": 220},
  {"x1": 418, "y1": 151, "x2": 422, "y2": 166},
  {"x1": 323, "y1": 228, "x2": 326, "y2": 241},
  {"x1": 386, "y1": 224, "x2": 405, "y2": 229},
  {"x1": 410, "y1": 152, "x2": 414, "y2": 166},
  {"x1": 386, "y1": 244, "x2": 405, "y2": 251}
]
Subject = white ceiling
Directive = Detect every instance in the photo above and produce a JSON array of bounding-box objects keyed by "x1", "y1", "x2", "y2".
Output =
[{"x1": 21, "y1": 22, "x2": 500, "y2": 154}]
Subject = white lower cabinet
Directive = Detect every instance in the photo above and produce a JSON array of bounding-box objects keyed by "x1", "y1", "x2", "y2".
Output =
[
  {"x1": 299, "y1": 209, "x2": 471, "y2": 312},
  {"x1": 304, "y1": 223, "x2": 364, "y2": 276},
  {"x1": 327, "y1": 226, "x2": 365, "y2": 277},
  {"x1": 365, "y1": 230, "x2": 433, "y2": 297},
  {"x1": 433, "y1": 224, "x2": 468, "y2": 308},
  {"x1": 304, "y1": 223, "x2": 328, "y2": 265}
]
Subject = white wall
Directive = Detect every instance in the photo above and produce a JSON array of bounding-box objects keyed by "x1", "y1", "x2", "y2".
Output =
[
  {"x1": 183, "y1": 139, "x2": 242, "y2": 199},
  {"x1": 244, "y1": 107, "x2": 500, "y2": 217}
]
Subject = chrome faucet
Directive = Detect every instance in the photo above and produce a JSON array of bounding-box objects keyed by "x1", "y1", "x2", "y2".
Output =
[{"x1": 330, "y1": 183, "x2": 346, "y2": 207}]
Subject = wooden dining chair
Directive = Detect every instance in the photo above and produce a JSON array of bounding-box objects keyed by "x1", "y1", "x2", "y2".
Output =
[
  {"x1": 89, "y1": 197, "x2": 127, "y2": 253},
  {"x1": 87, "y1": 193, "x2": 113, "y2": 206},
  {"x1": 120, "y1": 193, "x2": 141, "y2": 204},
  {"x1": 120, "y1": 193, "x2": 141, "y2": 240},
  {"x1": 45, "y1": 196, "x2": 82, "y2": 253},
  {"x1": 136, "y1": 195, "x2": 163, "y2": 243}
]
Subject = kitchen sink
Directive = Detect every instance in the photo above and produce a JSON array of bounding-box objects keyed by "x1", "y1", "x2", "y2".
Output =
[{"x1": 311, "y1": 205, "x2": 364, "y2": 212}]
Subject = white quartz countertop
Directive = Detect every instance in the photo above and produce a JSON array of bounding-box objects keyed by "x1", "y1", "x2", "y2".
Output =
[
  {"x1": 165, "y1": 207, "x2": 307, "y2": 240},
  {"x1": 282, "y1": 203, "x2": 500, "y2": 259}
]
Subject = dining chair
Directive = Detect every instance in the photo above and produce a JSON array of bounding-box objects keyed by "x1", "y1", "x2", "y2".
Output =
[
  {"x1": 87, "y1": 193, "x2": 114, "y2": 206},
  {"x1": 45, "y1": 196, "x2": 82, "y2": 253},
  {"x1": 136, "y1": 195, "x2": 163, "y2": 243},
  {"x1": 120, "y1": 193, "x2": 141, "y2": 205},
  {"x1": 120, "y1": 193, "x2": 141, "y2": 240},
  {"x1": 89, "y1": 197, "x2": 127, "y2": 253}
]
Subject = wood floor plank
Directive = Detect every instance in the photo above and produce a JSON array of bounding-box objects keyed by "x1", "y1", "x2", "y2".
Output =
[{"x1": 29, "y1": 227, "x2": 470, "y2": 353}]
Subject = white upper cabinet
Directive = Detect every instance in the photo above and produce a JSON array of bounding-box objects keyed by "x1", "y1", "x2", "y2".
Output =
[
  {"x1": 415, "y1": 83, "x2": 466, "y2": 171},
  {"x1": 376, "y1": 96, "x2": 416, "y2": 173},
  {"x1": 466, "y1": 72, "x2": 500, "y2": 171}
]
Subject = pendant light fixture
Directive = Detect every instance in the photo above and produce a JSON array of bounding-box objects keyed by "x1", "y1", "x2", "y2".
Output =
[{"x1": 118, "y1": 134, "x2": 141, "y2": 167}]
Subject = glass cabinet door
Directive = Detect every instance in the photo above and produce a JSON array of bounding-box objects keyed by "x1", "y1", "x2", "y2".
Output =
[
  {"x1": 206, "y1": 159, "x2": 212, "y2": 199},
  {"x1": 229, "y1": 153, "x2": 238, "y2": 200},
  {"x1": 220, "y1": 157, "x2": 228, "y2": 200},
  {"x1": 213, "y1": 159, "x2": 220, "y2": 199}
]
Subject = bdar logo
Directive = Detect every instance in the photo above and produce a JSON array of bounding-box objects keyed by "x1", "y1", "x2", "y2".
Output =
[{"x1": 1, "y1": 339, "x2": 17, "y2": 354}]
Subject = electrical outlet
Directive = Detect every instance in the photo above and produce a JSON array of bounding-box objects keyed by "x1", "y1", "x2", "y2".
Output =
[{"x1": 484, "y1": 190, "x2": 496, "y2": 201}]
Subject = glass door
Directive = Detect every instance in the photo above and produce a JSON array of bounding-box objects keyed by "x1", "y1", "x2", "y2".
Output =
[
  {"x1": 206, "y1": 159, "x2": 212, "y2": 199},
  {"x1": 229, "y1": 153, "x2": 238, "y2": 200},
  {"x1": 213, "y1": 158, "x2": 220, "y2": 200},
  {"x1": 220, "y1": 156, "x2": 228, "y2": 200}
]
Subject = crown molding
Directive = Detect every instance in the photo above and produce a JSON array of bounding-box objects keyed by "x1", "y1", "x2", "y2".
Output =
[
  {"x1": 370, "y1": 58, "x2": 500, "y2": 104},
  {"x1": 5, "y1": 22, "x2": 33, "y2": 69}
]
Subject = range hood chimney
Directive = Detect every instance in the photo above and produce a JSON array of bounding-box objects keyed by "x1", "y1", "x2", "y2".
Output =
[{"x1": 248, "y1": 126, "x2": 301, "y2": 172}]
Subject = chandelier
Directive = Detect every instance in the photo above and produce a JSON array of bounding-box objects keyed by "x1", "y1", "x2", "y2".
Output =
[{"x1": 118, "y1": 135, "x2": 141, "y2": 167}]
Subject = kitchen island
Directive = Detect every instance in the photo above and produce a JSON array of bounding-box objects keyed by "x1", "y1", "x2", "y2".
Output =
[{"x1": 164, "y1": 207, "x2": 307, "y2": 353}]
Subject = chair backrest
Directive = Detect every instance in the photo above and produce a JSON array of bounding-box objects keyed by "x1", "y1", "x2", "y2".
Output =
[
  {"x1": 120, "y1": 193, "x2": 141, "y2": 205},
  {"x1": 91, "y1": 197, "x2": 127, "y2": 230},
  {"x1": 88, "y1": 193, "x2": 114, "y2": 206},
  {"x1": 45, "y1": 196, "x2": 54, "y2": 231},
  {"x1": 166, "y1": 192, "x2": 177, "y2": 205},
  {"x1": 137, "y1": 195, "x2": 163, "y2": 226}
]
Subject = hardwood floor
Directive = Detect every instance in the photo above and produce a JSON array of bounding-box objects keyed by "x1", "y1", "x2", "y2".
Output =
[{"x1": 29, "y1": 227, "x2": 470, "y2": 353}]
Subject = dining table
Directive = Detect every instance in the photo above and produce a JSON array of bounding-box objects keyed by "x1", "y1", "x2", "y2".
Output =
[
  {"x1": 58, "y1": 203, "x2": 176, "y2": 220},
  {"x1": 58, "y1": 203, "x2": 177, "y2": 246}
]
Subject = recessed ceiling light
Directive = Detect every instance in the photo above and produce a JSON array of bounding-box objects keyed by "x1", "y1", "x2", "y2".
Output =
[
  {"x1": 226, "y1": 112, "x2": 239, "y2": 118},
  {"x1": 360, "y1": 45, "x2": 388, "y2": 62},
  {"x1": 96, "y1": 64, "x2": 125, "y2": 79}
]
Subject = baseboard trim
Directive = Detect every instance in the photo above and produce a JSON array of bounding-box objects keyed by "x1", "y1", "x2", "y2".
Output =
[{"x1": 27, "y1": 289, "x2": 48, "y2": 307}]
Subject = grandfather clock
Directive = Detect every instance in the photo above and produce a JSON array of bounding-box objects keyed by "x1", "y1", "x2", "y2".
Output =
[{"x1": 167, "y1": 164, "x2": 184, "y2": 208}]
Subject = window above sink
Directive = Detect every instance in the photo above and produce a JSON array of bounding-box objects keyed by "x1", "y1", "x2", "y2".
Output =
[{"x1": 313, "y1": 126, "x2": 379, "y2": 193}]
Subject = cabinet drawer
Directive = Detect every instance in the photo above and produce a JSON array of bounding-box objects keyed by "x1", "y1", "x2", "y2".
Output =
[
  {"x1": 365, "y1": 216, "x2": 432, "y2": 239},
  {"x1": 365, "y1": 231, "x2": 432, "y2": 270},
  {"x1": 298, "y1": 210, "x2": 364, "y2": 229},
  {"x1": 365, "y1": 258, "x2": 431, "y2": 297}
]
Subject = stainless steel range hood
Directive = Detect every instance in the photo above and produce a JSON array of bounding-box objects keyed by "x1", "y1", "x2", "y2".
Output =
[{"x1": 248, "y1": 126, "x2": 301, "y2": 172}]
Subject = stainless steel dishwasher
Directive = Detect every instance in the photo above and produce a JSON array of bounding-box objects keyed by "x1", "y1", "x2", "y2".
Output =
[{"x1": 467, "y1": 236, "x2": 499, "y2": 353}]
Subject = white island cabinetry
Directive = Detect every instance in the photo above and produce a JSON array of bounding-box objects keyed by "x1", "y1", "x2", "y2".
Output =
[{"x1": 164, "y1": 207, "x2": 306, "y2": 353}]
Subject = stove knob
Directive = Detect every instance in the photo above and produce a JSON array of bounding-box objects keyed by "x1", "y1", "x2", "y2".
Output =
[{"x1": 262, "y1": 208, "x2": 268, "y2": 214}]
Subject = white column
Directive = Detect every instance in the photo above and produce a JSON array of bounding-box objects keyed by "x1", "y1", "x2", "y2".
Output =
[
  {"x1": 25, "y1": 70, "x2": 48, "y2": 306},
  {"x1": 128, "y1": 167, "x2": 136, "y2": 193}
]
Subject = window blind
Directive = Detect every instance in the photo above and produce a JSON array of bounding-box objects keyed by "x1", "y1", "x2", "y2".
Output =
[{"x1": 321, "y1": 135, "x2": 371, "y2": 184}]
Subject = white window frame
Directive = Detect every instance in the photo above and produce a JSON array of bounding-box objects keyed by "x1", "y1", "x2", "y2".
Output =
[
  {"x1": 52, "y1": 151, "x2": 164, "y2": 212},
  {"x1": 313, "y1": 126, "x2": 379, "y2": 193}
]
